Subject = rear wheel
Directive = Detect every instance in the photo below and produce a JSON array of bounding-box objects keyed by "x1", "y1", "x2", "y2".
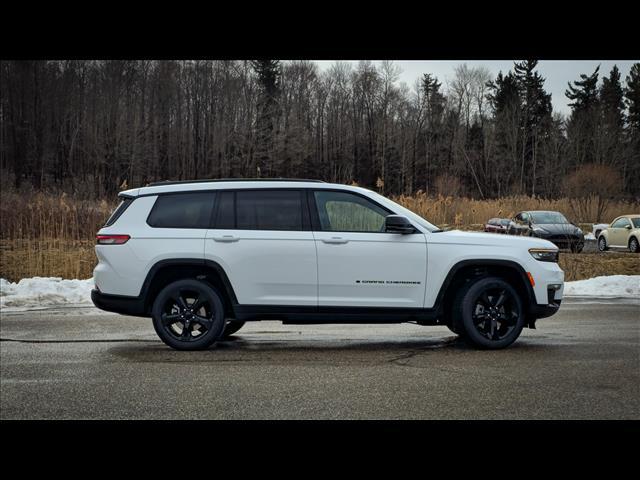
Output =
[
  {"x1": 630, "y1": 237, "x2": 639, "y2": 253},
  {"x1": 598, "y1": 236, "x2": 608, "y2": 252},
  {"x1": 151, "y1": 279, "x2": 226, "y2": 350},
  {"x1": 452, "y1": 277, "x2": 525, "y2": 349}
]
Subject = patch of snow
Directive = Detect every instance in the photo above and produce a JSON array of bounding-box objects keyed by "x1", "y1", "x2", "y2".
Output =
[
  {"x1": 1, "y1": 277, "x2": 94, "y2": 312},
  {"x1": 584, "y1": 232, "x2": 596, "y2": 240},
  {"x1": 563, "y1": 275, "x2": 640, "y2": 299}
]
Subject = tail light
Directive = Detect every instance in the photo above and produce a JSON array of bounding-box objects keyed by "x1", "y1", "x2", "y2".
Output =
[{"x1": 96, "y1": 234, "x2": 130, "y2": 245}]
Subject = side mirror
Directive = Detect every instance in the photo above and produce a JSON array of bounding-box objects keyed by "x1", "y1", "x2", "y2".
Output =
[
  {"x1": 626, "y1": 224, "x2": 632, "y2": 230},
  {"x1": 385, "y1": 215, "x2": 416, "y2": 234}
]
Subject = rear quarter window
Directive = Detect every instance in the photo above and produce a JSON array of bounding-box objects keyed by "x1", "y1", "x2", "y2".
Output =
[
  {"x1": 104, "y1": 198, "x2": 133, "y2": 227},
  {"x1": 147, "y1": 192, "x2": 215, "y2": 229}
]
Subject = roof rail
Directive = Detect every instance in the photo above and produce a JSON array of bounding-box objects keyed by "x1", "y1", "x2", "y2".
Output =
[{"x1": 146, "y1": 178, "x2": 326, "y2": 187}]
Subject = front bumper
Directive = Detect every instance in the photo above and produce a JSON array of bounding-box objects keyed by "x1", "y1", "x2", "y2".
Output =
[
  {"x1": 535, "y1": 233, "x2": 584, "y2": 249},
  {"x1": 91, "y1": 289, "x2": 147, "y2": 317}
]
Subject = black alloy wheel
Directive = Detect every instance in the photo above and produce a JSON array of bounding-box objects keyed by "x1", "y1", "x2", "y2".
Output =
[
  {"x1": 152, "y1": 279, "x2": 225, "y2": 350},
  {"x1": 453, "y1": 277, "x2": 525, "y2": 349}
]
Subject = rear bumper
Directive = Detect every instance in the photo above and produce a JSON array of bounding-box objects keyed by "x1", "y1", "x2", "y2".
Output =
[{"x1": 91, "y1": 289, "x2": 147, "y2": 317}]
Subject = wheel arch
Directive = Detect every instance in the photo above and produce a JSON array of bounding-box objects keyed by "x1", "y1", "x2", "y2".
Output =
[
  {"x1": 140, "y1": 258, "x2": 238, "y2": 317},
  {"x1": 435, "y1": 259, "x2": 536, "y2": 327}
]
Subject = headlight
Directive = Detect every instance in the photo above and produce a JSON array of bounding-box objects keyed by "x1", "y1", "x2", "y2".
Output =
[
  {"x1": 529, "y1": 248, "x2": 559, "y2": 262},
  {"x1": 532, "y1": 227, "x2": 547, "y2": 234}
]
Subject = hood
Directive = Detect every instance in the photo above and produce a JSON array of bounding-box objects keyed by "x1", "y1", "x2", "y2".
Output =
[
  {"x1": 429, "y1": 229, "x2": 556, "y2": 249},
  {"x1": 533, "y1": 223, "x2": 582, "y2": 235}
]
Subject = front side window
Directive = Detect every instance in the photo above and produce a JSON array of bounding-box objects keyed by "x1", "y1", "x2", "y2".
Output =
[
  {"x1": 632, "y1": 218, "x2": 640, "y2": 228},
  {"x1": 313, "y1": 190, "x2": 389, "y2": 232},
  {"x1": 611, "y1": 218, "x2": 630, "y2": 229},
  {"x1": 147, "y1": 192, "x2": 215, "y2": 228},
  {"x1": 236, "y1": 190, "x2": 303, "y2": 231}
]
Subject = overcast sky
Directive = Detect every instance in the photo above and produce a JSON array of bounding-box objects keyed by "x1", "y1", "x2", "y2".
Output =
[{"x1": 314, "y1": 60, "x2": 638, "y2": 116}]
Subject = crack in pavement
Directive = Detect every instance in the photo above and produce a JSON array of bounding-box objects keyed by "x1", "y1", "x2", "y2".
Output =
[
  {"x1": 386, "y1": 336, "x2": 460, "y2": 365},
  {"x1": 0, "y1": 338, "x2": 157, "y2": 344}
]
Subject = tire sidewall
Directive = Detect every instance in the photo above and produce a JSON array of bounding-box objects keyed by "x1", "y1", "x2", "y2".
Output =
[
  {"x1": 152, "y1": 279, "x2": 226, "y2": 350},
  {"x1": 598, "y1": 236, "x2": 607, "y2": 251},
  {"x1": 630, "y1": 237, "x2": 639, "y2": 253},
  {"x1": 459, "y1": 278, "x2": 525, "y2": 349}
]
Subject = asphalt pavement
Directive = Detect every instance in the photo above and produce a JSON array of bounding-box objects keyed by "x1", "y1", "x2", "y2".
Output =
[{"x1": 1, "y1": 300, "x2": 638, "y2": 419}]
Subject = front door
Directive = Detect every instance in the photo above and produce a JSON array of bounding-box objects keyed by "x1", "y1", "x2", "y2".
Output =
[
  {"x1": 609, "y1": 217, "x2": 631, "y2": 247},
  {"x1": 311, "y1": 190, "x2": 427, "y2": 308}
]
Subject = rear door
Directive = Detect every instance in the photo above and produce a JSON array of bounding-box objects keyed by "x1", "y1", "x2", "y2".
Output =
[
  {"x1": 310, "y1": 189, "x2": 427, "y2": 308},
  {"x1": 204, "y1": 189, "x2": 317, "y2": 306}
]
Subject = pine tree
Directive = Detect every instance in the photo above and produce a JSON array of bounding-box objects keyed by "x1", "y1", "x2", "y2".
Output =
[
  {"x1": 624, "y1": 63, "x2": 640, "y2": 192},
  {"x1": 566, "y1": 66, "x2": 601, "y2": 166},
  {"x1": 600, "y1": 65, "x2": 625, "y2": 130},
  {"x1": 513, "y1": 60, "x2": 553, "y2": 194},
  {"x1": 566, "y1": 66, "x2": 600, "y2": 112},
  {"x1": 625, "y1": 63, "x2": 640, "y2": 132},
  {"x1": 250, "y1": 60, "x2": 282, "y2": 177}
]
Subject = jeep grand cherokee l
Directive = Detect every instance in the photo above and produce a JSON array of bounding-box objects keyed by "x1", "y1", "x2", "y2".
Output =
[{"x1": 92, "y1": 179, "x2": 564, "y2": 350}]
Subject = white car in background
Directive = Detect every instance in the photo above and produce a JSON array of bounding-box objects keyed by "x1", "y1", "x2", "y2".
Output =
[
  {"x1": 592, "y1": 223, "x2": 609, "y2": 239},
  {"x1": 597, "y1": 215, "x2": 640, "y2": 253}
]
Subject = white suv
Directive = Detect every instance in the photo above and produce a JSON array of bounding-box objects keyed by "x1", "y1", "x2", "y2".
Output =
[{"x1": 92, "y1": 179, "x2": 564, "y2": 350}]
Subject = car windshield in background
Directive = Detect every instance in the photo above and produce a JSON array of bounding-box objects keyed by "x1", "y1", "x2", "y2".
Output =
[
  {"x1": 500, "y1": 219, "x2": 511, "y2": 226},
  {"x1": 633, "y1": 218, "x2": 640, "y2": 228},
  {"x1": 530, "y1": 212, "x2": 569, "y2": 224}
]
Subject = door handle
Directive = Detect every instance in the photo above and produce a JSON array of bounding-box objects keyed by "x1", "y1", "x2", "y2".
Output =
[
  {"x1": 212, "y1": 235, "x2": 239, "y2": 243},
  {"x1": 321, "y1": 236, "x2": 348, "y2": 244}
]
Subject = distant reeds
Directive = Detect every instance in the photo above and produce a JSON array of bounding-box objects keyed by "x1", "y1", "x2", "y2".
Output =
[{"x1": 0, "y1": 189, "x2": 638, "y2": 281}]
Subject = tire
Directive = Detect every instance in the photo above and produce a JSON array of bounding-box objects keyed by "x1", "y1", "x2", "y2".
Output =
[
  {"x1": 630, "y1": 237, "x2": 639, "y2": 253},
  {"x1": 570, "y1": 243, "x2": 584, "y2": 253},
  {"x1": 221, "y1": 320, "x2": 245, "y2": 338},
  {"x1": 451, "y1": 276, "x2": 525, "y2": 350},
  {"x1": 598, "y1": 236, "x2": 608, "y2": 252},
  {"x1": 595, "y1": 229, "x2": 601, "y2": 238},
  {"x1": 151, "y1": 278, "x2": 226, "y2": 351}
]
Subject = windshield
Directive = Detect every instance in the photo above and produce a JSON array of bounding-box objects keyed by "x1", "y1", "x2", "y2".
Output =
[
  {"x1": 633, "y1": 218, "x2": 640, "y2": 228},
  {"x1": 529, "y1": 211, "x2": 569, "y2": 224}
]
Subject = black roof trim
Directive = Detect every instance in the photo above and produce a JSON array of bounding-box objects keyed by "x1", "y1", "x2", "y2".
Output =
[{"x1": 146, "y1": 178, "x2": 325, "y2": 187}]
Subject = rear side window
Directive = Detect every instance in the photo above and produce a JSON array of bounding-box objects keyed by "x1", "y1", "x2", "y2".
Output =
[
  {"x1": 147, "y1": 192, "x2": 215, "y2": 229},
  {"x1": 236, "y1": 190, "x2": 304, "y2": 231},
  {"x1": 215, "y1": 191, "x2": 235, "y2": 229},
  {"x1": 104, "y1": 198, "x2": 133, "y2": 227}
]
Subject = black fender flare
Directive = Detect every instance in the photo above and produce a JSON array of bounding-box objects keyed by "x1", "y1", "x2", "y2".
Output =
[{"x1": 139, "y1": 258, "x2": 239, "y2": 311}]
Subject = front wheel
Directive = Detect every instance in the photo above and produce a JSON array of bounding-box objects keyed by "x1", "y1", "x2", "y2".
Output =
[
  {"x1": 452, "y1": 277, "x2": 525, "y2": 349},
  {"x1": 571, "y1": 242, "x2": 584, "y2": 253},
  {"x1": 598, "y1": 236, "x2": 608, "y2": 252},
  {"x1": 151, "y1": 279, "x2": 226, "y2": 350},
  {"x1": 630, "y1": 237, "x2": 639, "y2": 253}
]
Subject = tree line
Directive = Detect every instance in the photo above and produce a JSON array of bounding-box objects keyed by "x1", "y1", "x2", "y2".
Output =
[{"x1": 1, "y1": 59, "x2": 638, "y2": 199}]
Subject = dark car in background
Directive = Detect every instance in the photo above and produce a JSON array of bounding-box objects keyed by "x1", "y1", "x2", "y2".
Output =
[
  {"x1": 509, "y1": 210, "x2": 585, "y2": 253},
  {"x1": 484, "y1": 218, "x2": 512, "y2": 233}
]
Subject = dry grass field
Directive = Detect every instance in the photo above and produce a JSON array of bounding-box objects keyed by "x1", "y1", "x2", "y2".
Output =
[{"x1": 1, "y1": 189, "x2": 638, "y2": 282}]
